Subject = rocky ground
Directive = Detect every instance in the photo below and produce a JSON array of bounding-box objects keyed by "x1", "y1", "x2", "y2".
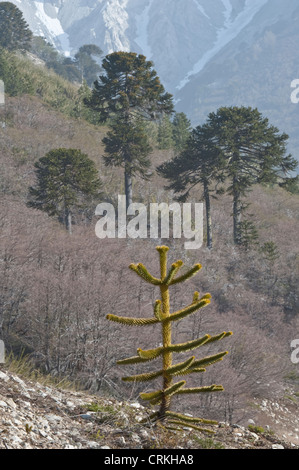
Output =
[{"x1": 0, "y1": 365, "x2": 298, "y2": 451}]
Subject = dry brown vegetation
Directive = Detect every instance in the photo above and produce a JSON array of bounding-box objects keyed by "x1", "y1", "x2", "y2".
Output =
[{"x1": 1, "y1": 93, "x2": 299, "y2": 428}]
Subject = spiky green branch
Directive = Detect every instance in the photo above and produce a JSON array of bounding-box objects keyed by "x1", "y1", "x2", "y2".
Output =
[{"x1": 107, "y1": 245, "x2": 232, "y2": 432}]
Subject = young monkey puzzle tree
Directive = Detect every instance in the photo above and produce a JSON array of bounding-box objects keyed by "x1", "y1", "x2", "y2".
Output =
[{"x1": 107, "y1": 246, "x2": 232, "y2": 432}]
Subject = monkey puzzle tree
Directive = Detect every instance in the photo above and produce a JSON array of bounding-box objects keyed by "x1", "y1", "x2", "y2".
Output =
[
  {"x1": 102, "y1": 116, "x2": 153, "y2": 205},
  {"x1": 107, "y1": 245, "x2": 232, "y2": 431},
  {"x1": 204, "y1": 106, "x2": 298, "y2": 245},
  {"x1": 85, "y1": 51, "x2": 173, "y2": 209},
  {"x1": 157, "y1": 125, "x2": 226, "y2": 249},
  {"x1": 172, "y1": 112, "x2": 192, "y2": 152},
  {"x1": 28, "y1": 148, "x2": 102, "y2": 234},
  {"x1": 0, "y1": 2, "x2": 32, "y2": 51},
  {"x1": 74, "y1": 44, "x2": 103, "y2": 86},
  {"x1": 157, "y1": 114, "x2": 174, "y2": 150}
]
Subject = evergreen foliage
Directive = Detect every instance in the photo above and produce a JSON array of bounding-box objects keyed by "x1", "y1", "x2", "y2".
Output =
[
  {"x1": 158, "y1": 106, "x2": 298, "y2": 248},
  {"x1": 30, "y1": 36, "x2": 59, "y2": 64},
  {"x1": 0, "y1": 47, "x2": 34, "y2": 96},
  {"x1": 84, "y1": 51, "x2": 173, "y2": 208},
  {"x1": 0, "y1": 2, "x2": 32, "y2": 51},
  {"x1": 204, "y1": 106, "x2": 298, "y2": 245},
  {"x1": 48, "y1": 55, "x2": 81, "y2": 83},
  {"x1": 157, "y1": 125, "x2": 226, "y2": 249},
  {"x1": 259, "y1": 241, "x2": 280, "y2": 263},
  {"x1": 74, "y1": 44, "x2": 103, "y2": 86},
  {"x1": 30, "y1": 38, "x2": 102, "y2": 86},
  {"x1": 85, "y1": 51, "x2": 173, "y2": 122},
  {"x1": 27, "y1": 148, "x2": 102, "y2": 233},
  {"x1": 107, "y1": 245, "x2": 232, "y2": 431},
  {"x1": 71, "y1": 81, "x2": 100, "y2": 123},
  {"x1": 102, "y1": 116, "x2": 153, "y2": 200},
  {"x1": 157, "y1": 115, "x2": 174, "y2": 150},
  {"x1": 172, "y1": 112, "x2": 192, "y2": 152},
  {"x1": 0, "y1": 46, "x2": 99, "y2": 123},
  {"x1": 238, "y1": 219, "x2": 259, "y2": 251}
]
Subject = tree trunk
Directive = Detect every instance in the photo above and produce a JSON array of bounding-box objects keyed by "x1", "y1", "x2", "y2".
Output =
[
  {"x1": 232, "y1": 179, "x2": 242, "y2": 245},
  {"x1": 159, "y1": 249, "x2": 172, "y2": 420},
  {"x1": 203, "y1": 180, "x2": 212, "y2": 249},
  {"x1": 125, "y1": 170, "x2": 133, "y2": 210},
  {"x1": 65, "y1": 207, "x2": 72, "y2": 235}
]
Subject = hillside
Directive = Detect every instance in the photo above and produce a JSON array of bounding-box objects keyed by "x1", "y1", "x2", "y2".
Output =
[
  {"x1": 0, "y1": 365, "x2": 299, "y2": 450},
  {"x1": 175, "y1": 1, "x2": 299, "y2": 160},
  {"x1": 0, "y1": 53, "x2": 299, "y2": 451},
  {"x1": 3, "y1": 0, "x2": 299, "y2": 165}
]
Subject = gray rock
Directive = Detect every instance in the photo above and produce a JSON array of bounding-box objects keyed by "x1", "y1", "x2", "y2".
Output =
[
  {"x1": 116, "y1": 436, "x2": 126, "y2": 447},
  {"x1": 138, "y1": 429, "x2": 149, "y2": 439},
  {"x1": 0, "y1": 371, "x2": 9, "y2": 382},
  {"x1": 45, "y1": 414, "x2": 63, "y2": 422},
  {"x1": 272, "y1": 444, "x2": 284, "y2": 449},
  {"x1": 6, "y1": 398, "x2": 17, "y2": 409},
  {"x1": 131, "y1": 433, "x2": 141, "y2": 444},
  {"x1": 11, "y1": 435, "x2": 23, "y2": 445},
  {"x1": 79, "y1": 413, "x2": 95, "y2": 421},
  {"x1": 130, "y1": 402, "x2": 142, "y2": 409},
  {"x1": 248, "y1": 432, "x2": 259, "y2": 441},
  {"x1": 86, "y1": 441, "x2": 101, "y2": 449}
]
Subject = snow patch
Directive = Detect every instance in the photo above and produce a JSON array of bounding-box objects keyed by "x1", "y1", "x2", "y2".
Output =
[
  {"x1": 221, "y1": 0, "x2": 233, "y2": 26},
  {"x1": 193, "y1": 0, "x2": 210, "y2": 19},
  {"x1": 34, "y1": 1, "x2": 70, "y2": 56},
  {"x1": 177, "y1": 0, "x2": 268, "y2": 90},
  {"x1": 134, "y1": 0, "x2": 155, "y2": 59}
]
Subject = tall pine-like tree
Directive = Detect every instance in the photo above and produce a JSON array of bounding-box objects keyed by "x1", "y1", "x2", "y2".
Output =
[
  {"x1": 74, "y1": 44, "x2": 103, "y2": 86},
  {"x1": 85, "y1": 51, "x2": 173, "y2": 208},
  {"x1": 27, "y1": 148, "x2": 102, "y2": 234},
  {"x1": 157, "y1": 114, "x2": 174, "y2": 150},
  {"x1": 204, "y1": 106, "x2": 298, "y2": 245},
  {"x1": 160, "y1": 107, "x2": 298, "y2": 247},
  {"x1": 0, "y1": 2, "x2": 32, "y2": 51},
  {"x1": 172, "y1": 112, "x2": 192, "y2": 152},
  {"x1": 102, "y1": 116, "x2": 153, "y2": 205},
  {"x1": 157, "y1": 125, "x2": 226, "y2": 249}
]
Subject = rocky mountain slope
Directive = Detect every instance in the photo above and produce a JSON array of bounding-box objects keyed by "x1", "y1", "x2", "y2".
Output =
[
  {"x1": 0, "y1": 51, "x2": 298, "y2": 453},
  {"x1": 0, "y1": 365, "x2": 299, "y2": 450},
  {"x1": 0, "y1": 86, "x2": 299, "y2": 451},
  {"x1": 1, "y1": 0, "x2": 286, "y2": 94},
  {"x1": 3, "y1": 0, "x2": 299, "y2": 161}
]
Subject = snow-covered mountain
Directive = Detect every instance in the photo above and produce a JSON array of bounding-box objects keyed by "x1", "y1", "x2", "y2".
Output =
[
  {"x1": 2, "y1": 0, "x2": 299, "y2": 158},
  {"x1": 0, "y1": 0, "x2": 276, "y2": 94}
]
